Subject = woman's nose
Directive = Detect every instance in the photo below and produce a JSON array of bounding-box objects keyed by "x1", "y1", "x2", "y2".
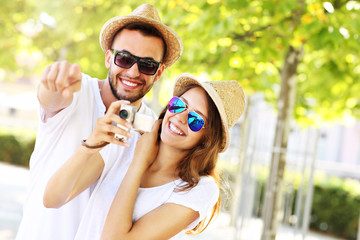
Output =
[{"x1": 176, "y1": 110, "x2": 188, "y2": 125}]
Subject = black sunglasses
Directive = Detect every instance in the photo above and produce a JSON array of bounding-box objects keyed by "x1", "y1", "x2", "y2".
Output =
[{"x1": 112, "y1": 50, "x2": 161, "y2": 75}]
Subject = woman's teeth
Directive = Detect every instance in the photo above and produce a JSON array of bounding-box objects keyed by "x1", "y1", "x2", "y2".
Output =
[{"x1": 169, "y1": 122, "x2": 184, "y2": 136}]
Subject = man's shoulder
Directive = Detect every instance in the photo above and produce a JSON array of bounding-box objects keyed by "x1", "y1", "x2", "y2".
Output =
[
  {"x1": 81, "y1": 73, "x2": 100, "y2": 87},
  {"x1": 139, "y1": 101, "x2": 158, "y2": 119}
]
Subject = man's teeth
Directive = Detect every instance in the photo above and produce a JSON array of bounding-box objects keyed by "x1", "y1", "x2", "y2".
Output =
[
  {"x1": 169, "y1": 123, "x2": 184, "y2": 135},
  {"x1": 122, "y1": 79, "x2": 138, "y2": 87}
]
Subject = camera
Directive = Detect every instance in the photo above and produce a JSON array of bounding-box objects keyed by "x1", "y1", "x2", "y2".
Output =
[{"x1": 114, "y1": 104, "x2": 155, "y2": 141}]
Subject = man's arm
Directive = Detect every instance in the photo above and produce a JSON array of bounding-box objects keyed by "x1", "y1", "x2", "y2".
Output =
[
  {"x1": 43, "y1": 100, "x2": 133, "y2": 208},
  {"x1": 38, "y1": 61, "x2": 82, "y2": 121}
]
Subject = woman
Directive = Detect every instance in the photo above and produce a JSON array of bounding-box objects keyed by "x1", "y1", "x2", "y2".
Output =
[{"x1": 44, "y1": 73, "x2": 245, "y2": 240}]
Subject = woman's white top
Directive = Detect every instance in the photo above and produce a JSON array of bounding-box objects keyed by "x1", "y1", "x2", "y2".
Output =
[{"x1": 74, "y1": 141, "x2": 220, "y2": 240}]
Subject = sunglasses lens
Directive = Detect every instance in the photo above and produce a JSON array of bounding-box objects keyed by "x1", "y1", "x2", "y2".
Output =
[
  {"x1": 168, "y1": 97, "x2": 205, "y2": 132},
  {"x1": 114, "y1": 52, "x2": 135, "y2": 68},
  {"x1": 188, "y1": 112, "x2": 205, "y2": 132},
  {"x1": 168, "y1": 97, "x2": 186, "y2": 113},
  {"x1": 114, "y1": 51, "x2": 159, "y2": 75},
  {"x1": 138, "y1": 60, "x2": 159, "y2": 75}
]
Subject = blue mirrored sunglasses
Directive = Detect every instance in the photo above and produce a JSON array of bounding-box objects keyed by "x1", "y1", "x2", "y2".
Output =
[{"x1": 168, "y1": 97, "x2": 206, "y2": 132}]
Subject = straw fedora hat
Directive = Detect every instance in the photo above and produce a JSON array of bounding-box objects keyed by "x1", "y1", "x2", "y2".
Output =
[
  {"x1": 173, "y1": 73, "x2": 246, "y2": 152},
  {"x1": 99, "y1": 4, "x2": 183, "y2": 68}
]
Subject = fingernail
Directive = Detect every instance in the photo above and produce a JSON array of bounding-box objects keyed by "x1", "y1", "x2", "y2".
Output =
[{"x1": 117, "y1": 124, "x2": 129, "y2": 131}]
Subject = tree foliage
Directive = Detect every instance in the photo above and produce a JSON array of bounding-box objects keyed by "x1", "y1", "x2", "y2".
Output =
[{"x1": 1, "y1": 0, "x2": 360, "y2": 124}]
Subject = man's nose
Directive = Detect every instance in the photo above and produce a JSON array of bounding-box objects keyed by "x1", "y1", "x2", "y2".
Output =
[{"x1": 126, "y1": 62, "x2": 141, "y2": 77}]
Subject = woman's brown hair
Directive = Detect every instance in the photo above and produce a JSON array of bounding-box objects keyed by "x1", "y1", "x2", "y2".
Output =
[{"x1": 158, "y1": 84, "x2": 223, "y2": 234}]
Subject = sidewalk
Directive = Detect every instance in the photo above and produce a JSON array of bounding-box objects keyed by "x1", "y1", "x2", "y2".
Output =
[
  {"x1": 0, "y1": 162, "x2": 28, "y2": 240},
  {"x1": 0, "y1": 162, "x2": 344, "y2": 240},
  {"x1": 177, "y1": 213, "x2": 343, "y2": 240}
]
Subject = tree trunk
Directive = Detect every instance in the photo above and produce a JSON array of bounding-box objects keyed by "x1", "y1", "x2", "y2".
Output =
[
  {"x1": 230, "y1": 97, "x2": 251, "y2": 227},
  {"x1": 261, "y1": 45, "x2": 303, "y2": 240}
]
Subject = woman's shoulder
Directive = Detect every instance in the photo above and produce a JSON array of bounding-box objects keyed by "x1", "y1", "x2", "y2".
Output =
[
  {"x1": 196, "y1": 176, "x2": 219, "y2": 193},
  {"x1": 167, "y1": 176, "x2": 219, "y2": 228},
  {"x1": 174, "y1": 176, "x2": 219, "y2": 196},
  {"x1": 198, "y1": 176, "x2": 217, "y2": 185}
]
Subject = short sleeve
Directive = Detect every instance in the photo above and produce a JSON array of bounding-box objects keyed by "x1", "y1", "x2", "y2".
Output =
[{"x1": 166, "y1": 176, "x2": 219, "y2": 230}]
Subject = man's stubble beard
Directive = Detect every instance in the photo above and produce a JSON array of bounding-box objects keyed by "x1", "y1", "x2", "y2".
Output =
[{"x1": 107, "y1": 71, "x2": 156, "y2": 103}]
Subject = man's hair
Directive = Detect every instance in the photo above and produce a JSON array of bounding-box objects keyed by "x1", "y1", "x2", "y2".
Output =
[{"x1": 112, "y1": 22, "x2": 167, "y2": 62}]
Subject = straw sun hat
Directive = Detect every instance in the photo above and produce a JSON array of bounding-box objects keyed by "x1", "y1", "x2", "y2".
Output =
[
  {"x1": 173, "y1": 73, "x2": 246, "y2": 152},
  {"x1": 99, "y1": 4, "x2": 183, "y2": 68}
]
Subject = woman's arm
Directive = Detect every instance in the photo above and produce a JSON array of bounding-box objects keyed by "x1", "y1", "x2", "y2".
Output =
[
  {"x1": 43, "y1": 100, "x2": 133, "y2": 208},
  {"x1": 101, "y1": 164, "x2": 199, "y2": 240},
  {"x1": 103, "y1": 198, "x2": 199, "y2": 240},
  {"x1": 101, "y1": 120, "x2": 199, "y2": 240}
]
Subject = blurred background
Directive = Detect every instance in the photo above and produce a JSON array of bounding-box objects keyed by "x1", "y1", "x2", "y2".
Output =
[{"x1": 0, "y1": 0, "x2": 359, "y2": 239}]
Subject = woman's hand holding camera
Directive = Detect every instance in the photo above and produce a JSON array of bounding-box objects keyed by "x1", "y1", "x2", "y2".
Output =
[{"x1": 132, "y1": 119, "x2": 162, "y2": 168}]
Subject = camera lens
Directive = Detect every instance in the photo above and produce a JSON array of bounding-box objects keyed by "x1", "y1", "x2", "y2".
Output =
[{"x1": 119, "y1": 109, "x2": 129, "y2": 119}]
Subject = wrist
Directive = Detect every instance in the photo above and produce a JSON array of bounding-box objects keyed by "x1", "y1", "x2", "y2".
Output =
[
  {"x1": 79, "y1": 145, "x2": 100, "y2": 155},
  {"x1": 81, "y1": 139, "x2": 108, "y2": 148},
  {"x1": 80, "y1": 139, "x2": 108, "y2": 154},
  {"x1": 129, "y1": 160, "x2": 148, "y2": 173}
]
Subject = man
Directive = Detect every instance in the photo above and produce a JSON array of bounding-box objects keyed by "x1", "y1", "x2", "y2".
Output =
[{"x1": 16, "y1": 4, "x2": 182, "y2": 240}]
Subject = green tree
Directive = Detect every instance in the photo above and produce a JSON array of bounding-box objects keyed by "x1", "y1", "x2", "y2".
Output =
[
  {"x1": 0, "y1": 0, "x2": 37, "y2": 80},
  {"x1": 2, "y1": 0, "x2": 360, "y2": 120},
  {"x1": 169, "y1": 0, "x2": 360, "y2": 123}
]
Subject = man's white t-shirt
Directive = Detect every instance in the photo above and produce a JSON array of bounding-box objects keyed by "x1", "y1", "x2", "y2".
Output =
[
  {"x1": 74, "y1": 142, "x2": 219, "y2": 240},
  {"x1": 16, "y1": 74, "x2": 157, "y2": 240}
]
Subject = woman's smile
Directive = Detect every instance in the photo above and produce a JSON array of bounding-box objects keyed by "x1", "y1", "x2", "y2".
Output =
[{"x1": 168, "y1": 121, "x2": 185, "y2": 136}]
